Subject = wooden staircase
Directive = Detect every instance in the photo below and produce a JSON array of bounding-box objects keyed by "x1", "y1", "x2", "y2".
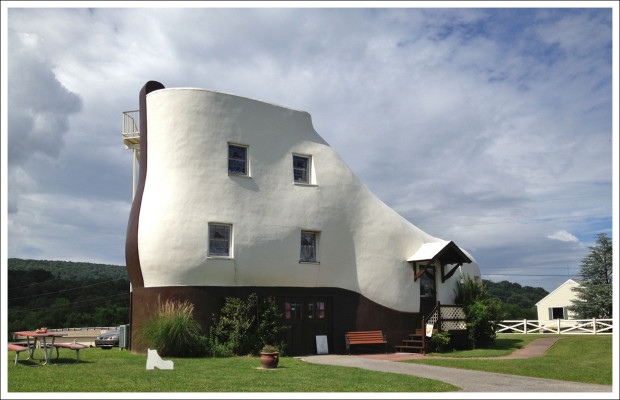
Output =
[
  {"x1": 394, "y1": 328, "x2": 428, "y2": 354},
  {"x1": 394, "y1": 301, "x2": 467, "y2": 354}
]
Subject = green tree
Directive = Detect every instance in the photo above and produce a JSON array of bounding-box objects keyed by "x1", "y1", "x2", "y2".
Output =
[
  {"x1": 569, "y1": 233, "x2": 613, "y2": 318},
  {"x1": 455, "y1": 276, "x2": 504, "y2": 349}
]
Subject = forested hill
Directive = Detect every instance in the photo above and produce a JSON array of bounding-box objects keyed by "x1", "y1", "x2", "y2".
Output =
[
  {"x1": 484, "y1": 279, "x2": 549, "y2": 308},
  {"x1": 8, "y1": 258, "x2": 128, "y2": 281},
  {"x1": 7, "y1": 258, "x2": 130, "y2": 334}
]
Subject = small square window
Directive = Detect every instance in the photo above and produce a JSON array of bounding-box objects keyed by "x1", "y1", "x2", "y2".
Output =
[
  {"x1": 208, "y1": 223, "x2": 232, "y2": 257},
  {"x1": 293, "y1": 155, "x2": 310, "y2": 184},
  {"x1": 300, "y1": 231, "x2": 318, "y2": 263},
  {"x1": 228, "y1": 144, "x2": 248, "y2": 175},
  {"x1": 550, "y1": 307, "x2": 566, "y2": 320}
]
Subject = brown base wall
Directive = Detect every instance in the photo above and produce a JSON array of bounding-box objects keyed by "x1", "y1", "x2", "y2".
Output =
[{"x1": 130, "y1": 285, "x2": 420, "y2": 356}]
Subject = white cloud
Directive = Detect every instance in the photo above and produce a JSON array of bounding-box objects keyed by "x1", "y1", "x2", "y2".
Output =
[
  {"x1": 548, "y1": 230, "x2": 579, "y2": 243},
  {"x1": 3, "y1": 6, "x2": 614, "y2": 291}
]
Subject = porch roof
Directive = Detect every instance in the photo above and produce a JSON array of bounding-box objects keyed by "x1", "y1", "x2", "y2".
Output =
[{"x1": 407, "y1": 240, "x2": 472, "y2": 265}]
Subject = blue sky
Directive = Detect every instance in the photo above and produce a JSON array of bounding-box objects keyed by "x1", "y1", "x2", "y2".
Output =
[{"x1": 2, "y1": 3, "x2": 617, "y2": 293}]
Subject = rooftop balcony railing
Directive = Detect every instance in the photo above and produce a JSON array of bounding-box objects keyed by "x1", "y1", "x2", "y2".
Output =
[{"x1": 122, "y1": 110, "x2": 140, "y2": 148}]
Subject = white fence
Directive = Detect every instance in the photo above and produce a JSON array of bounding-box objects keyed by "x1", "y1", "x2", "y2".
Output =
[{"x1": 497, "y1": 319, "x2": 612, "y2": 334}]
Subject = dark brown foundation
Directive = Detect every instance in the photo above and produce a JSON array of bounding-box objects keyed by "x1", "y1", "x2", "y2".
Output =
[{"x1": 130, "y1": 285, "x2": 420, "y2": 356}]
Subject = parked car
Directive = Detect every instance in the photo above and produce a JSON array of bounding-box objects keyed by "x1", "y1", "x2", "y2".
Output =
[{"x1": 95, "y1": 330, "x2": 119, "y2": 349}]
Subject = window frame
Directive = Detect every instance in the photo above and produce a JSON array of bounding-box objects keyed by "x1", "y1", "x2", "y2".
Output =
[
  {"x1": 228, "y1": 143, "x2": 250, "y2": 177},
  {"x1": 208, "y1": 223, "x2": 233, "y2": 258},
  {"x1": 292, "y1": 153, "x2": 316, "y2": 185},
  {"x1": 299, "y1": 230, "x2": 320, "y2": 264},
  {"x1": 549, "y1": 307, "x2": 567, "y2": 320}
]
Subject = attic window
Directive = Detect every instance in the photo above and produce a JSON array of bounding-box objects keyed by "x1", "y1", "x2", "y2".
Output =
[
  {"x1": 228, "y1": 143, "x2": 248, "y2": 176},
  {"x1": 293, "y1": 153, "x2": 317, "y2": 185},
  {"x1": 293, "y1": 155, "x2": 310, "y2": 183}
]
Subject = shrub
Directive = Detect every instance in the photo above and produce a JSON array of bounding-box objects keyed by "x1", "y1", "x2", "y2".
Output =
[
  {"x1": 466, "y1": 298, "x2": 503, "y2": 348},
  {"x1": 208, "y1": 293, "x2": 259, "y2": 357},
  {"x1": 455, "y1": 276, "x2": 505, "y2": 349},
  {"x1": 427, "y1": 330, "x2": 451, "y2": 353},
  {"x1": 138, "y1": 296, "x2": 208, "y2": 357},
  {"x1": 256, "y1": 296, "x2": 288, "y2": 351},
  {"x1": 208, "y1": 293, "x2": 289, "y2": 356}
]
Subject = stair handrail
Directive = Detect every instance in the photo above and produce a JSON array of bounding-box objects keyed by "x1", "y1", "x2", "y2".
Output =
[{"x1": 420, "y1": 301, "x2": 441, "y2": 354}]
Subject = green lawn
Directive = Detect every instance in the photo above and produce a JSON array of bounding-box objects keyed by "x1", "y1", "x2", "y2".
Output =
[
  {"x1": 7, "y1": 335, "x2": 613, "y2": 392},
  {"x1": 7, "y1": 348, "x2": 456, "y2": 393},
  {"x1": 406, "y1": 334, "x2": 613, "y2": 385}
]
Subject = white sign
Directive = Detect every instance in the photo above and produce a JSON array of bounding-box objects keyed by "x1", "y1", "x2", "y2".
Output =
[
  {"x1": 316, "y1": 335, "x2": 328, "y2": 354},
  {"x1": 426, "y1": 324, "x2": 434, "y2": 337}
]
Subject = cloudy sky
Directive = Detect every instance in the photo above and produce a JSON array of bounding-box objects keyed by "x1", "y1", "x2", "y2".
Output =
[{"x1": 2, "y1": 3, "x2": 617, "y2": 292}]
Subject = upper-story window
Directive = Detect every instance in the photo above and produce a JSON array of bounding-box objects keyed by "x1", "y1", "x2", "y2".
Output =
[
  {"x1": 300, "y1": 231, "x2": 319, "y2": 263},
  {"x1": 228, "y1": 143, "x2": 249, "y2": 176},
  {"x1": 208, "y1": 223, "x2": 232, "y2": 258},
  {"x1": 293, "y1": 154, "x2": 312, "y2": 184}
]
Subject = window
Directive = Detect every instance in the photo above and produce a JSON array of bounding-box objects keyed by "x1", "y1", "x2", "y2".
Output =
[
  {"x1": 549, "y1": 307, "x2": 566, "y2": 320},
  {"x1": 228, "y1": 144, "x2": 248, "y2": 176},
  {"x1": 284, "y1": 300, "x2": 326, "y2": 320},
  {"x1": 306, "y1": 301, "x2": 325, "y2": 319},
  {"x1": 419, "y1": 267, "x2": 436, "y2": 298},
  {"x1": 300, "y1": 231, "x2": 319, "y2": 263},
  {"x1": 284, "y1": 301, "x2": 303, "y2": 320},
  {"x1": 208, "y1": 223, "x2": 232, "y2": 257},
  {"x1": 293, "y1": 154, "x2": 311, "y2": 184}
]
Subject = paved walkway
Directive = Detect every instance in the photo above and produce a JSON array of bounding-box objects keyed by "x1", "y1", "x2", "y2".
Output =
[{"x1": 299, "y1": 338, "x2": 613, "y2": 393}]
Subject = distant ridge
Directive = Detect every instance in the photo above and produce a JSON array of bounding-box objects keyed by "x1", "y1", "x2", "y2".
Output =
[{"x1": 8, "y1": 258, "x2": 128, "y2": 281}]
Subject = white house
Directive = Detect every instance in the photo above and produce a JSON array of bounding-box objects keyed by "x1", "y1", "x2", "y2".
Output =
[
  {"x1": 535, "y1": 279, "x2": 581, "y2": 323},
  {"x1": 123, "y1": 81, "x2": 481, "y2": 355}
]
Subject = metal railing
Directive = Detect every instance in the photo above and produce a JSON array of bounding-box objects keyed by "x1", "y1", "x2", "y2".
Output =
[
  {"x1": 497, "y1": 319, "x2": 612, "y2": 334},
  {"x1": 122, "y1": 110, "x2": 139, "y2": 138}
]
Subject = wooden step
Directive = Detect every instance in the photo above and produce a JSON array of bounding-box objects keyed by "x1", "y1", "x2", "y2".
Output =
[{"x1": 394, "y1": 345, "x2": 423, "y2": 353}]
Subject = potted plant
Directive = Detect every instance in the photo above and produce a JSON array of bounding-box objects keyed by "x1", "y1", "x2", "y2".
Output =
[{"x1": 260, "y1": 344, "x2": 279, "y2": 369}]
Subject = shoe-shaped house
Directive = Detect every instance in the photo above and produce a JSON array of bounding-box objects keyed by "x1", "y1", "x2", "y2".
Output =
[{"x1": 124, "y1": 81, "x2": 480, "y2": 355}]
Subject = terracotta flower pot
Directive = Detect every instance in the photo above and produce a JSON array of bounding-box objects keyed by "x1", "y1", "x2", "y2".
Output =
[{"x1": 260, "y1": 352, "x2": 279, "y2": 369}]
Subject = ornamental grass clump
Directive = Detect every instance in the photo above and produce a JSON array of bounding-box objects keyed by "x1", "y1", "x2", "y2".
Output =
[{"x1": 139, "y1": 296, "x2": 208, "y2": 357}]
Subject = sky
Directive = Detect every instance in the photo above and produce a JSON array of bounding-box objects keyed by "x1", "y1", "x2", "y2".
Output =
[{"x1": 2, "y1": 2, "x2": 618, "y2": 294}]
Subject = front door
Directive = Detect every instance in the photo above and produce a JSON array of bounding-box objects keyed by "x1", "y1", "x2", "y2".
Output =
[
  {"x1": 283, "y1": 297, "x2": 331, "y2": 355},
  {"x1": 419, "y1": 266, "x2": 437, "y2": 318}
]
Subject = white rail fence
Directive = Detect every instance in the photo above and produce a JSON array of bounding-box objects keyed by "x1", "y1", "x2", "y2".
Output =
[{"x1": 497, "y1": 318, "x2": 612, "y2": 334}]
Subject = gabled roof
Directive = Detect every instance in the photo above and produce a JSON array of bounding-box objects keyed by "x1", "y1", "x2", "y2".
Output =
[
  {"x1": 535, "y1": 279, "x2": 580, "y2": 306},
  {"x1": 407, "y1": 240, "x2": 472, "y2": 265}
]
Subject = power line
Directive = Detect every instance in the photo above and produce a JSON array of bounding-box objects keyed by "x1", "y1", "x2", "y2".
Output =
[
  {"x1": 16, "y1": 292, "x2": 130, "y2": 312},
  {"x1": 8, "y1": 276, "x2": 128, "y2": 291},
  {"x1": 8, "y1": 279, "x2": 127, "y2": 301}
]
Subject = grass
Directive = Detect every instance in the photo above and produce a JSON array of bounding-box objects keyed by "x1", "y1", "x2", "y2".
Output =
[
  {"x1": 7, "y1": 348, "x2": 457, "y2": 393},
  {"x1": 8, "y1": 334, "x2": 613, "y2": 392},
  {"x1": 405, "y1": 334, "x2": 613, "y2": 386},
  {"x1": 425, "y1": 334, "x2": 542, "y2": 358}
]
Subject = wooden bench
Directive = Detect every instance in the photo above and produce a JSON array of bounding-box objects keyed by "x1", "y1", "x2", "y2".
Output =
[
  {"x1": 49, "y1": 343, "x2": 86, "y2": 364},
  {"x1": 344, "y1": 330, "x2": 387, "y2": 354},
  {"x1": 8, "y1": 344, "x2": 28, "y2": 365}
]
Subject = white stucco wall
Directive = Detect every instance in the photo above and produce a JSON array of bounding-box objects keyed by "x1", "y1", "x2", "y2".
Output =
[
  {"x1": 536, "y1": 279, "x2": 580, "y2": 322},
  {"x1": 137, "y1": 87, "x2": 480, "y2": 313}
]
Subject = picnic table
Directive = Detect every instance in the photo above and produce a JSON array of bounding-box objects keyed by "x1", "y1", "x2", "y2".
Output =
[{"x1": 15, "y1": 331, "x2": 67, "y2": 365}]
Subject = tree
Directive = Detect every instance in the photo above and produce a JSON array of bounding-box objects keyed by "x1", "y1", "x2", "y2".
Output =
[
  {"x1": 569, "y1": 233, "x2": 613, "y2": 319},
  {"x1": 455, "y1": 276, "x2": 504, "y2": 349}
]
